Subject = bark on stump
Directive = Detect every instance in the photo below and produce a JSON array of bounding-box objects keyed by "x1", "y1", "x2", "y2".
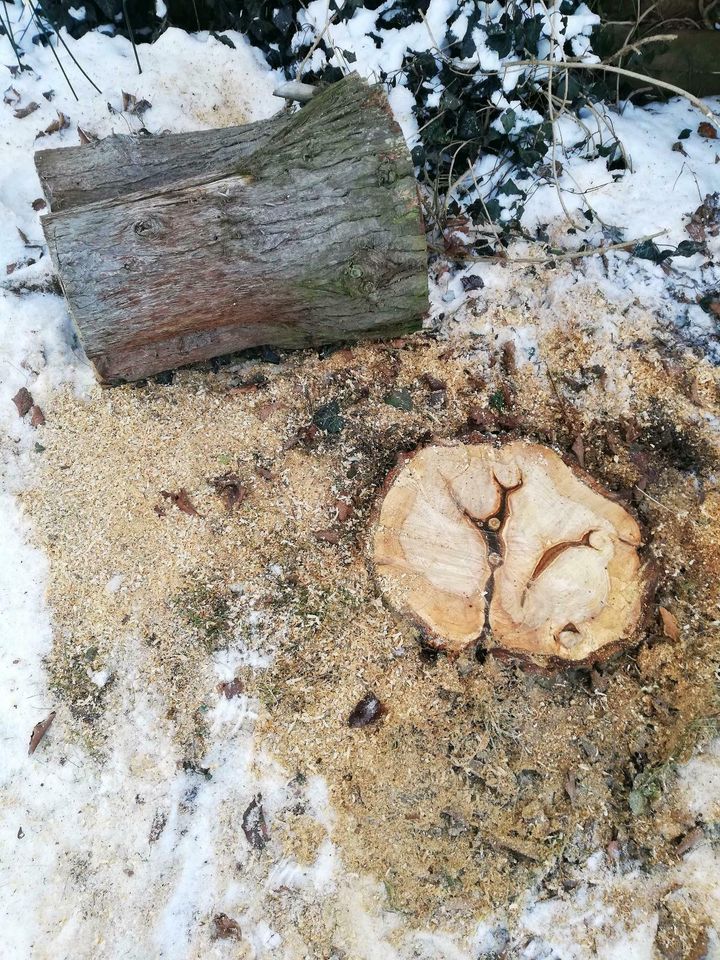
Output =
[
  {"x1": 373, "y1": 441, "x2": 653, "y2": 668},
  {"x1": 35, "y1": 75, "x2": 428, "y2": 384}
]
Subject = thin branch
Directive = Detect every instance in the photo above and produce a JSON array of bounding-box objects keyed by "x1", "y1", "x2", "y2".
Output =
[
  {"x1": 438, "y1": 231, "x2": 666, "y2": 264},
  {"x1": 33, "y1": 0, "x2": 102, "y2": 93},
  {"x1": 27, "y1": 2, "x2": 77, "y2": 100},
  {"x1": 122, "y1": 0, "x2": 142, "y2": 75}
]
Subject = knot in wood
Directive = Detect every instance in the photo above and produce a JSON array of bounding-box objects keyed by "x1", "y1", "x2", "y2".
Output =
[{"x1": 133, "y1": 215, "x2": 163, "y2": 238}]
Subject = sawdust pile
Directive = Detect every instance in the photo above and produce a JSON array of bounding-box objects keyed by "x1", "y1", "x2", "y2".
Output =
[{"x1": 24, "y1": 260, "x2": 720, "y2": 950}]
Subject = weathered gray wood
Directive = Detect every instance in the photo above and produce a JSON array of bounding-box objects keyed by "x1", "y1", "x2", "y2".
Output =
[
  {"x1": 36, "y1": 75, "x2": 428, "y2": 383},
  {"x1": 35, "y1": 114, "x2": 287, "y2": 213}
]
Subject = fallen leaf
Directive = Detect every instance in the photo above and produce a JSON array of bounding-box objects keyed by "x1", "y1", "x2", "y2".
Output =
[
  {"x1": 335, "y1": 499, "x2": 353, "y2": 522},
  {"x1": 420, "y1": 372, "x2": 446, "y2": 391},
  {"x1": 571, "y1": 435, "x2": 585, "y2": 469},
  {"x1": 672, "y1": 141, "x2": 688, "y2": 156},
  {"x1": 6, "y1": 262, "x2": 17, "y2": 275},
  {"x1": 12, "y1": 387, "x2": 33, "y2": 417},
  {"x1": 659, "y1": 606, "x2": 680, "y2": 641},
  {"x1": 28, "y1": 710, "x2": 56, "y2": 755},
  {"x1": 348, "y1": 692, "x2": 386, "y2": 728},
  {"x1": 211, "y1": 473, "x2": 247, "y2": 511},
  {"x1": 228, "y1": 372, "x2": 268, "y2": 393},
  {"x1": 77, "y1": 126, "x2": 97, "y2": 144},
  {"x1": 161, "y1": 488, "x2": 201, "y2": 517},
  {"x1": 14, "y1": 101, "x2": 39, "y2": 119},
  {"x1": 313, "y1": 399, "x2": 344, "y2": 434},
  {"x1": 254, "y1": 401, "x2": 279, "y2": 421},
  {"x1": 242, "y1": 795, "x2": 269, "y2": 850},
  {"x1": 30, "y1": 405, "x2": 45, "y2": 428},
  {"x1": 31, "y1": 198, "x2": 47, "y2": 211},
  {"x1": 383, "y1": 388, "x2": 413, "y2": 411},
  {"x1": 461, "y1": 274, "x2": 484, "y2": 292},
  {"x1": 698, "y1": 122, "x2": 717, "y2": 140},
  {"x1": 3, "y1": 85, "x2": 19, "y2": 105},
  {"x1": 314, "y1": 528, "x2": 340, "y2": 544},
  {"x1": 122, "y1": 90, "x2": 136, "y2": 113},
  {"x1": 38, "y1": 110, "x2": 69, "y2": 138},
  {"x1": 212, "y1": 914, "x2": 242, "y2": 941},
  {"x1": 217, "y1": 678, "x2": 244, "y2": 699}
]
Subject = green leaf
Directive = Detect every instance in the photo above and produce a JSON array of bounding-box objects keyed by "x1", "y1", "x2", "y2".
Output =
[
  {"x1": 501, "y1": 109, "x2": 516, "y2": 134},
  {"x1": 384, "y1": 388, "x2": 414, "y2": 412},
  {"x1": 313, "y1": 400, "x2": 344, "y2": 434}
]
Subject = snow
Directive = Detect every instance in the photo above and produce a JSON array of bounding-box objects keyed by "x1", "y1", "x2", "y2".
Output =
[{"x1": 1, "y1": 7, "x2": 719, "y2": 960}]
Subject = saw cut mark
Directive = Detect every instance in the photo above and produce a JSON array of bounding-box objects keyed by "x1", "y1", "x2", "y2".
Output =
[{"x1": 373, "y1": 441, "x2": 650, "y2": 666}]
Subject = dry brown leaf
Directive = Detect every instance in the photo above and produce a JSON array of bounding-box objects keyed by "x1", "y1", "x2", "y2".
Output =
[
  {"x1": 335, "y1": 499, "x2": 354, "y2": 522},
  {"x1": 348, "y1": 693, "x2": 386, "y2": 728},
  {"x1": 211, "y1": 473, "x2": 247, "y2": 511},
  {"x1": 212, "y1": 914, "x2": 242, "y2": 941},
  {"x1": 12, "y1": 387, "x2": 34, "y2": 417},
  {"x1": 14, "y1": 101, "x2": 39, "y2": 119},
  {"x1": 3, "y1": 85, "x2": 20, "y2": 105},
  {"x1": 161, "y1": 488, "x2": 201, "y2": 517},
  {"x1": 28, "y1": 711, "x2": 56, "y2": 755},
  {"x1": 77, "y1": 126, "x2": 98, "y2": 145},
  {"x1": 659, "y1": 606, "x2": 680, "y2": 641},
  {"x1": 38, "y1": 110, "x2": 70, "y2": 138},
  {"x1": 31, "y1": 198, "x2": 47, "y2": 211},
  {"x1": 30, "y1": 405, "x2": 45, "y2": 428},
  {"x1": 314, "y1": 528, "x2": 340, "y2": 544},
  {"x1": 698, "y1": 122, "x2": 717, "y2": 140},
  {"x1": 217, "y1": 678, "x2": 244, "y2": 699}
]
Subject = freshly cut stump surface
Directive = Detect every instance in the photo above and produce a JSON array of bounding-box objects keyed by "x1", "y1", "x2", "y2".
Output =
[{"x1": 373, "y1": 441, "x2": 650, "y2": 665}]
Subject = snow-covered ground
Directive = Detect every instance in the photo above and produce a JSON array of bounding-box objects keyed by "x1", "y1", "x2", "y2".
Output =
[{"x1": 1, "y1": 9, "x2": 719, "y2": 960}]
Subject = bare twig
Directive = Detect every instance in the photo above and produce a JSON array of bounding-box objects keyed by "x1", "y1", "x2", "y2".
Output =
[{"x1": 122, "y1": 0, "x2": 142, "y2": 75}]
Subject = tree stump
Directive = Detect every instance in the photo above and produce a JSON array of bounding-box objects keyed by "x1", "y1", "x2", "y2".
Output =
[
  {"x1": 373, "y1": 441, "x2": 653, "y2": 667},
  {"x1": 35, "y1": 75, "x2": 428, "y2": 384}
]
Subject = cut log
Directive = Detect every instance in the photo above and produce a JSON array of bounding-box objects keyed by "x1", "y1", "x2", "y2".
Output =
[
  {"x1": 373, "y1": 441, "x2": 653, "y2": 667},
  {"x1": 35, "y1": 75, "x2": 428, "y2": 384}
]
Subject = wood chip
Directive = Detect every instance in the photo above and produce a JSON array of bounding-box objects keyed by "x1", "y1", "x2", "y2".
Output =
[
  {"x1": 659, "y1": 606, "x2": 680, "y2": 641},
  {"x1": 676, "y1": 826, "x2": 703, "y2": 856},
  {"x1": 571, "y1": 434, "x2": 585, "y2": 469},
  {"x1": 28, "y1": 711, "x2": 56, "y2": 755}
]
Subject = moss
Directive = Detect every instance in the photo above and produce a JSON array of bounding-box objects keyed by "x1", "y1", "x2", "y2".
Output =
[{"x1": 172, "y1": 581, "x2": 231, "y2": 652}]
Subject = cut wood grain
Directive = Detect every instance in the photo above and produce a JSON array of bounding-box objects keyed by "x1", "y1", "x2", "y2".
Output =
[
  {"x1": 373, "y1": 441, "x2": 653, "y2": 667},
  {"x1": 35, "y1": 75, "x2": 428, "y2": 383}
]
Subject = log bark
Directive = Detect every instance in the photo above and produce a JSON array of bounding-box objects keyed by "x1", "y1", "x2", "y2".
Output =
[
  {"x1": 373, "y1": 441, "x2": 653, "y2": 667},
  {"x1": 35, "y1": 75, "x2": 428, "y2": 383}
]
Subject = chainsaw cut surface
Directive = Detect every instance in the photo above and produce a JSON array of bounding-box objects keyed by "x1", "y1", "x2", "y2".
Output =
[{"x1": 374, "y1": 442, "x2": 649, "y2": 663}]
